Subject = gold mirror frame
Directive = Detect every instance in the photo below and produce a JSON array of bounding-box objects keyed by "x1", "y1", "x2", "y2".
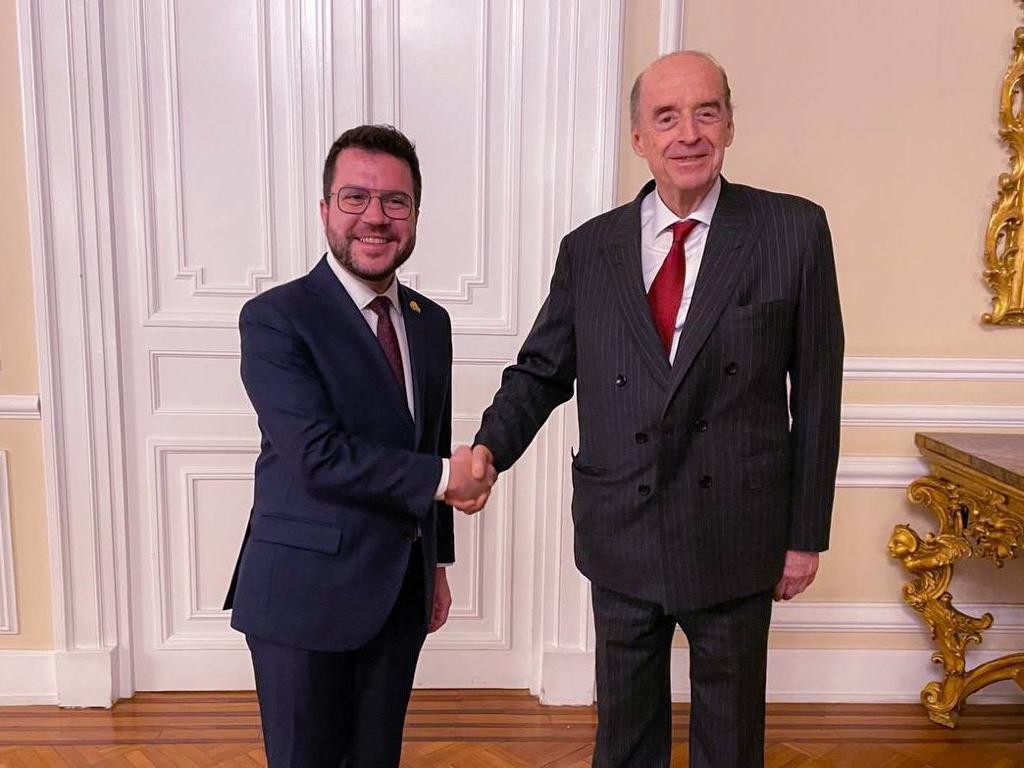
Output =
[{"x1": 984, "y1": 26, "x2": 1024, "y2": 325}]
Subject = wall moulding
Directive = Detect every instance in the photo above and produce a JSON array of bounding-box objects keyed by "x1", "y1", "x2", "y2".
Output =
[
  {"x1": 148, "y1": 351, "x2": 252, "y2": 415},
  {"x1": 836, "y1": 456, "x2": 927, "y2": 488},
  {"x1": 841, "y1": 404, "x2": 1024, "y2": 429},
  {"x1": 396, "y1": 0, "x2": 522, "y2": 336},
  {"x1": 0, "y1": 452, "x2": 17, "y2": 634},
  {"x1": 843, "y1": 356, "x2": 1024, "y2": 381},
  {"x1": 658, "y1": 0, "x2": 684, "y2": 55},
  {"x1": 0, "y1": 395, "x2": 41, "y2": 419},
  {"x1": 770, "y1": 601, "x2": 1024, "y2": 636},
  {"x1": 18, "y1": 0, "x2": 133, "y2": 706},
  {"x1": 149, "y1": 440, "x2": 258, "y2": 651}
]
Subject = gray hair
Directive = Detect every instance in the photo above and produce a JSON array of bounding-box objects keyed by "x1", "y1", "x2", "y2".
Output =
[{"x1": 629, "y1": 51, "x2": 732, "y2": 126}]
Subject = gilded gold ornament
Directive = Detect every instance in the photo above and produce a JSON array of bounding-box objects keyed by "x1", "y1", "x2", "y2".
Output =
[
  {"x1": 984, "y1": 26, "x2": 1024, "y2": 324},
  {"x1": 890, "y1": 434, "x2": 1024, "y2": 727}
]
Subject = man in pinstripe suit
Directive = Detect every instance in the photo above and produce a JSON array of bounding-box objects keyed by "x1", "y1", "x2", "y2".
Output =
[{"x1": 469, "y1": 52, "x2": 844, "y2": 766}]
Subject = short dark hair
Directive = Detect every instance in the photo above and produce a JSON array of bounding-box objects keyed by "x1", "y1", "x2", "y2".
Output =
[{"x1": 322, "y1": 124, "x2": 422, "y2": 209}]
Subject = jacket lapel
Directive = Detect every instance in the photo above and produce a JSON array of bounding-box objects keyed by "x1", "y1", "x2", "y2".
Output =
[
  {"x1": 397, "y1": 284, "x2": 428, "y2": 447},
  {"x1": 606, "y1": 180, "x2": 672, "y2": 390},
  {"x1": 304, "y1": 256, "x2": 415, "y2": 429},
  {"x1": 663, "y1": 179, "x2": 760, "y2": 414}
]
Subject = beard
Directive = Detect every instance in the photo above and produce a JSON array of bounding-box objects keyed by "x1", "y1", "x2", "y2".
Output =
[{"x1": 327, "y1": 227, "x2": 416, "y2": 284}]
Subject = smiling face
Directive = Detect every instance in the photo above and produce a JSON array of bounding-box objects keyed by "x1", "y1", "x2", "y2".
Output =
[
  {"x1": 319, "y1": 147, "x2": 418, "y2": 292},
  {"x1": 631, "y1": 53, "x2": 734, "y2": 217}
]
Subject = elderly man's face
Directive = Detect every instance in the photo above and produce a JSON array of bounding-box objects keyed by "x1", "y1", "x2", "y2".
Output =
[
  {"x1": 631, "y1": 54, "x2": 734, "y2": 214},
  {"x1": 319, "y1": 148, "x2": 418, "y2": 290}
]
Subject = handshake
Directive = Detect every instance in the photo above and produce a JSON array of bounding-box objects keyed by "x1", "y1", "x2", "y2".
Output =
[{"x1": 443, "y1": 444, "x2": 497, "y2": 514}]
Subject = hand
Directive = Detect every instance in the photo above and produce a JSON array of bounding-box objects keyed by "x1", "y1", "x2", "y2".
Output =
[
  {"x1": 428, "y1": 567, "x2": 452, "y2": 633},
  {"x1": 471, "y1": 444, "x2": 494, "y2": 482},
  {"x1": 444, "y1": 444, "x2": 496, "y2": 513},
  {"x1": 773, "y1": 550, "x2": 819, "y2": 601}
]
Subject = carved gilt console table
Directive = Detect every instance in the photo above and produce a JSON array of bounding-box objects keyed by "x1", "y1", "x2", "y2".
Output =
[{"x1": 888, "y1": 432, "x2": 1024, "y2": 727}]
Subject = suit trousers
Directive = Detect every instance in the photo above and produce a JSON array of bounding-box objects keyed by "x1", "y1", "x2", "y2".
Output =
[
  {"x1": 591, "y1": 584, "x2": 773, "y2": 768},
  {"x1": 246, "y1": 542, "x2": 427, "y2": 768}
]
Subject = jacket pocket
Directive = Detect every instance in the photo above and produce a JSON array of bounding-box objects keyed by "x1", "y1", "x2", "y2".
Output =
[
  {"x1": 252, "y1": 513, "x2": 342, "y2": 554},
  {"x1": 724, "y1": 299, "x2": 792, "y2": 323},
  {"x1": 570, "y1": 448, "x2": 609, "y2": 478}
]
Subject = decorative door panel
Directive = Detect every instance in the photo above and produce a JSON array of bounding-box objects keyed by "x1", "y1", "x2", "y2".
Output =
[
  {"x1": 136, "y1": 0, "x2": 310, "y2": 328},
  {"x1": 392, "y1": 0, "x2": 519, "y2": 335},
  {"x1": 21, "y1": 0, "x2": 621, "y2": 700},
  {"x1": 102, "y1": 0, "x2": 623, "y2": 690}
]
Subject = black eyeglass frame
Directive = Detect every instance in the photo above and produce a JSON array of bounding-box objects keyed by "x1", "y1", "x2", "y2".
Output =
[{"x1": 325, "y1": 186, "x2": 416, "y2": 220}]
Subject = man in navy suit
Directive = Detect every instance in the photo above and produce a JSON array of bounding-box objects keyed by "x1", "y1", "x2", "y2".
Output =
[{"x1": 225, "y1": 125, "x2": 495, "y2": 767}]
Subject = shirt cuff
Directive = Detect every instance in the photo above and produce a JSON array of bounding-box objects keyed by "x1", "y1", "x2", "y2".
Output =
[
  {"x1": 433, "y1": 458, "x2": 449, "y2": 501},
  {"x1": 436, "y1": 562, "x2": 454, "y2": 567}
]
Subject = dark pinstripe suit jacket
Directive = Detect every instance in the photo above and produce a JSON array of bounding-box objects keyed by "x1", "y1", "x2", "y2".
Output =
[{"x1": 475, "y1": 178, "x2": 844, "y2": 612}]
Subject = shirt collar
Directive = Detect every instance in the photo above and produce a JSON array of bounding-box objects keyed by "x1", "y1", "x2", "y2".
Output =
[
  {"x1": 326, "y1": 253, "x2": 402, "y2": 313},
  {"x1": 651, "y1": 175, "x2": 722, "y2": 237}
]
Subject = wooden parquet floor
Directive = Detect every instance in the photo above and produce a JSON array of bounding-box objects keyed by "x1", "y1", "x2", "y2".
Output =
[{"x1": 0, "y1": 690, "x2": 1021, "y2": 767}]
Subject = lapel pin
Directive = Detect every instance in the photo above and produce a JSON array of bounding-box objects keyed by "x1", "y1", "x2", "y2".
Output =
[{"x1": 409, "y1": 300, "x2": 421, "y2": 314}]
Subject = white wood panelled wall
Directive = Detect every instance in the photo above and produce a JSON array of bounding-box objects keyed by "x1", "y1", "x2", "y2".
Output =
[{"x1": 18, "y1": 0, "x2": 626, "y2": 704}]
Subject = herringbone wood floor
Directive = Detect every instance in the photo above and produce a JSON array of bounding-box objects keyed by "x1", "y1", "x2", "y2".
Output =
[{"x1": 0, "y1": 690, "x2": 1022, "y2": 767}]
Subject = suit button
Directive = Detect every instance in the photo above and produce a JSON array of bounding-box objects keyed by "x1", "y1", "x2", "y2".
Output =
[
  {"x1": 615, "y1": 375, "x2": 627, "y2": 387},
  {"x1": 634, "y1": 432, "x2": 647, "y2": 444},
  {"x1": 694, "y1": 419, "x2": 708, "y2": 433},
  {"x1": 725, "y1": 362, "x2": 738, "y2": 375},
  {"x1": 638, "y1": 484, "x2": 651, "y2": 496},
  {"x1": 699, "y1": 475, "x2": 713, "y2": 489}
]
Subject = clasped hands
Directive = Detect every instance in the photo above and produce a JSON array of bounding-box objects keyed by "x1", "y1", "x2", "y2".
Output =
[{"x1": 443, "y1": 444, "x2": 497, "y2": 514}]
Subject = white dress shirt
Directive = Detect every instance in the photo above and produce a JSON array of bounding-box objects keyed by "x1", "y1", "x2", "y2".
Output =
[
  {"x1": 326, "y1": 255, "x2": 451, "y2": 507},
  {"x1": 640, "y1": 176, "x2": 722, "y2": 364}
]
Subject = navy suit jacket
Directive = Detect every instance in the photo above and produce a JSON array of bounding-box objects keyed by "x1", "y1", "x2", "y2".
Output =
[
  {"x1": 476, "y1": 179, "x2": 843, "y2": 612},
  {"x1": 225, "y1": 255, "x2": 455, "y2": 652}
]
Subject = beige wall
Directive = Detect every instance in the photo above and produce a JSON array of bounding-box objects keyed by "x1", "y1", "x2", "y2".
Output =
[
  {"x1": 0, "y1": 0, "x2": 52, "y2": 650},
  {"x1": 619, "y1": 0, "x2": 1024, "y2": 649},
  {"x1": 684, "y1": 0, "x2": 1022, "y2": 359},
  {"x1": 618, "y1": 0, "x2": 661, "y2": 202}
]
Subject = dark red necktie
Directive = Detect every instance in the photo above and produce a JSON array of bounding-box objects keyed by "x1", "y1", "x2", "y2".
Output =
[
  {"x1": 647, "y1": 219, "x2": 698, "y2": 357},
  {"x1": 368, "y1": 296, "x2": 406, "y2": 398}
]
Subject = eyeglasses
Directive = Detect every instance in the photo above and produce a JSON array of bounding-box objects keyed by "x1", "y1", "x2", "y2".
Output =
[{"x1": 327, "y1": 186, "x2": 415, "y2": 220}]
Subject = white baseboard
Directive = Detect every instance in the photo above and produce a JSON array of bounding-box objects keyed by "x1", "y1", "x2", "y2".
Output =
[
  {"x1": 0, "y1": 648, "x2": 118, "y2": 707},
  {"x1": 537, "y1": 646, "x2": 1024, "y2": 706},
  {"x1": 679, "y1": 648, "x2": 1024, "y2": 704},
  {"x1": 538, "y1": 648, "x2": 596, "y2": 705},
  {"x1": 4, "y1": 645, "x2": 1021, "y2": 707},
  {"x1": 55, "y1": 647, "x2": 117, "y2": 708},
  {"x1": 0, "y1": 650, "x2": 56, "y2": 705}
]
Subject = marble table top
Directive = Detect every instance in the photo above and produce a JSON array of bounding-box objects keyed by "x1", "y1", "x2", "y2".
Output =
[{"x1": 916, "y1": 433, "x2": 1024, "y2": 492}]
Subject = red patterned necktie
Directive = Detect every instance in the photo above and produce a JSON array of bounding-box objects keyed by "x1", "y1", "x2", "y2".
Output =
[
  {"x1": 647, "y1": 219, "x2": 699, "y2": 357},
  {"x1": 368, "y1": 296, "x2": 406, "y2": 397}
]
